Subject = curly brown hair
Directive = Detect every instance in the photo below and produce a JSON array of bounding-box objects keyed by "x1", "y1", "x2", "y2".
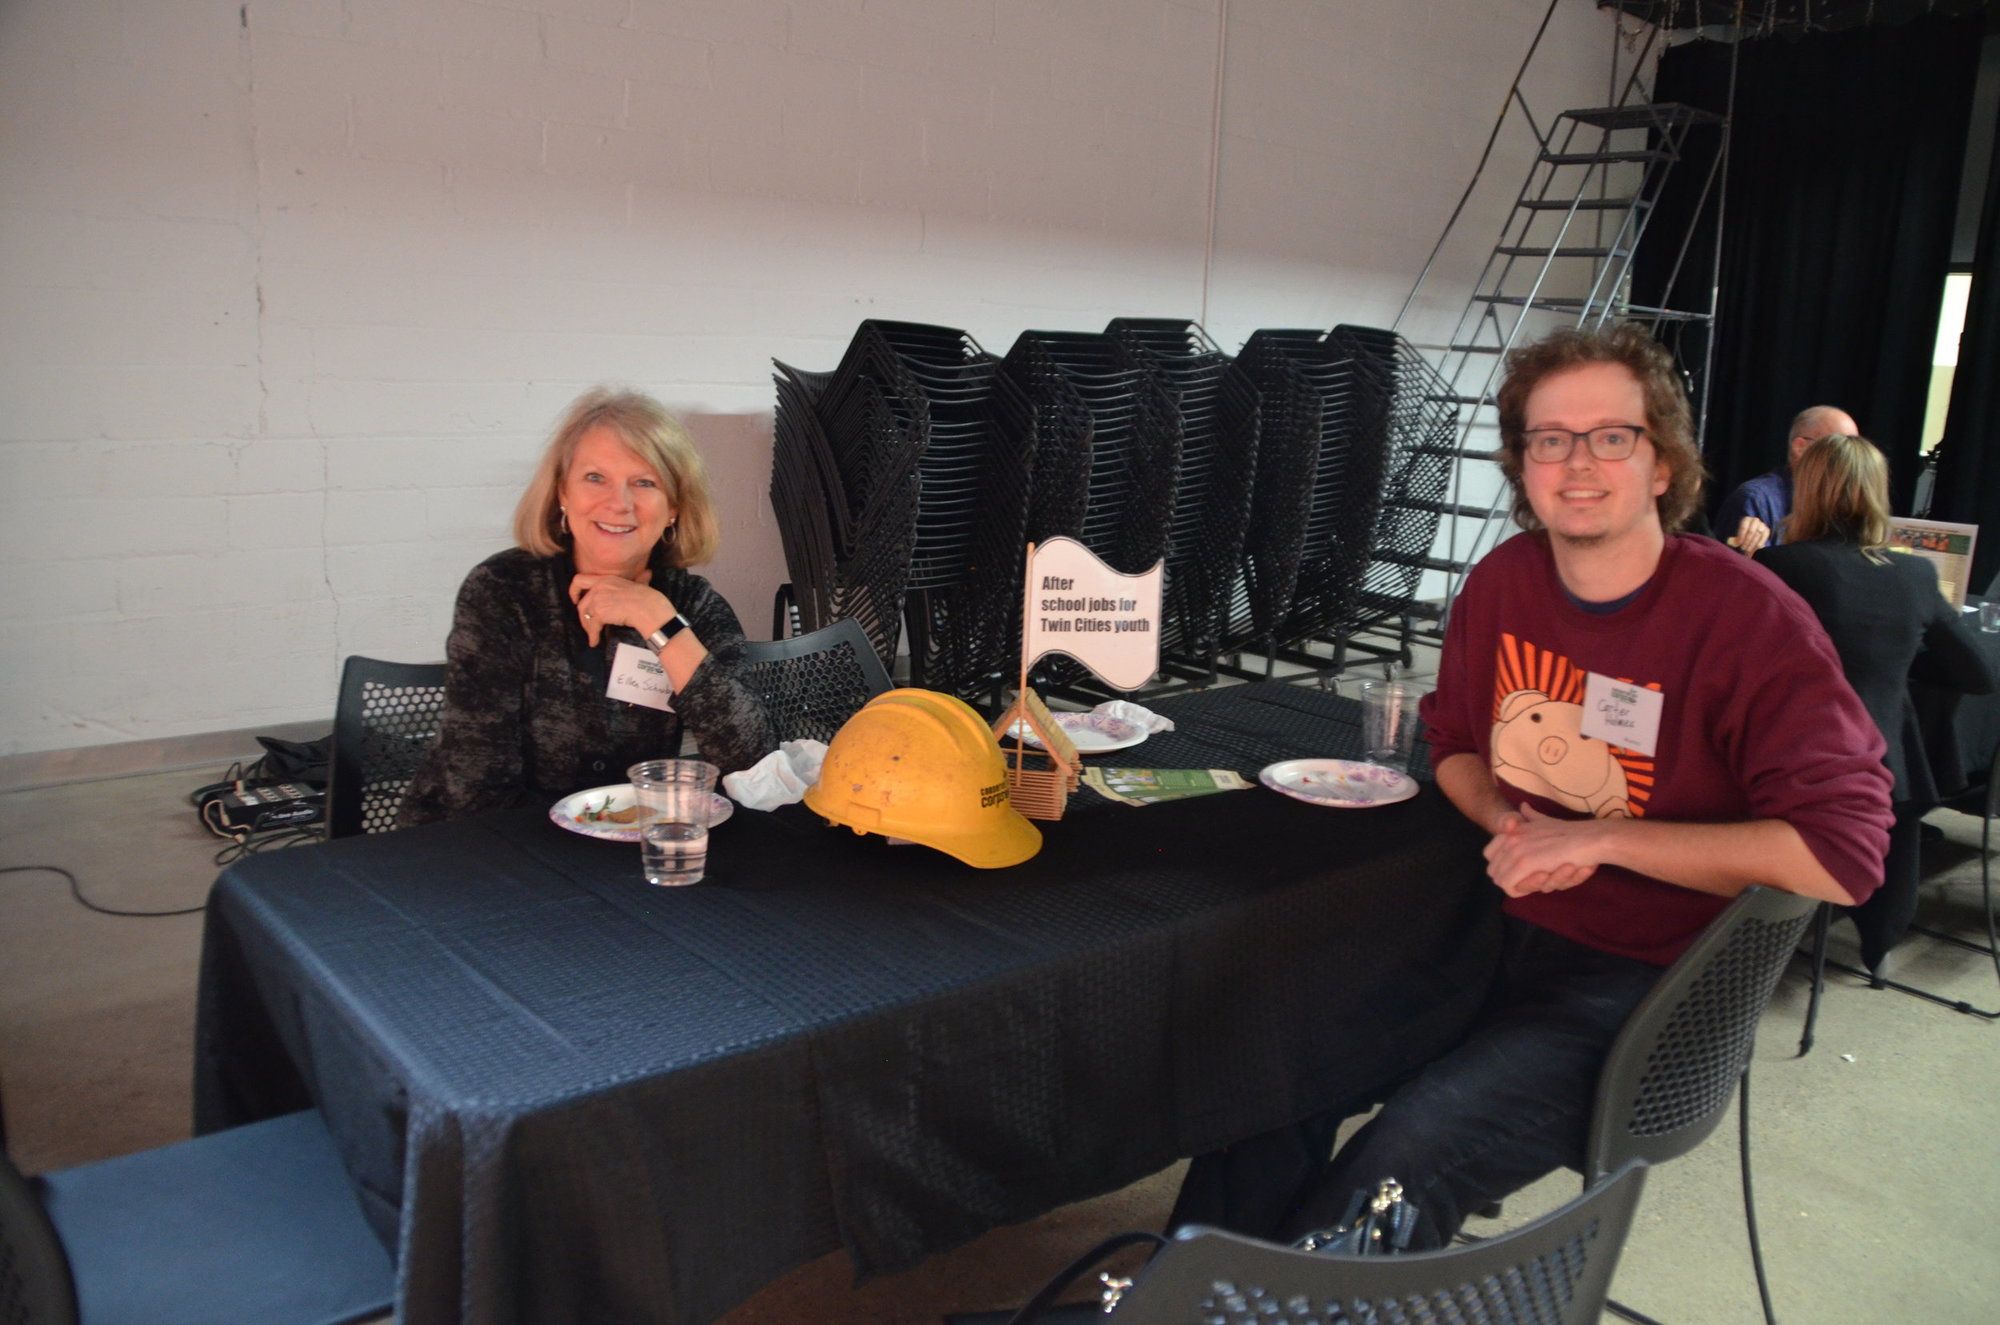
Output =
[{"x1": 1493, "y1": 323, "x2": 1705, "y2": 533}]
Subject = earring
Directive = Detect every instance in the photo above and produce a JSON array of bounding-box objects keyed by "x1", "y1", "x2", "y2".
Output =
[
  {"x1": 662, "y1": 521, "x2": 677, "y2": 546},
  {"x1": 560, "y1": 507, "x2": 569, "y2": 536}
]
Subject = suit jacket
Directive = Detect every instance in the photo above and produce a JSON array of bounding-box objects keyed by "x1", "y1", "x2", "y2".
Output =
[{"x1": 1756, "y1": 539, "x2": 1997, "y2": 804}]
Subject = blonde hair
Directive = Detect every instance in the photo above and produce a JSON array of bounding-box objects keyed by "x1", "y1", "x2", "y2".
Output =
[
  {"x1": 512, "y1": 388, "x2": 719, "y2": 566},
  {"x1": 1784, "y1": 433, "x2": 1892, "y2": 560}
]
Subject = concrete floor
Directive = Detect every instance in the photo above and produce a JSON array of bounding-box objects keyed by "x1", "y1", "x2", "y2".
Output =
[{"x1": 5, "y1": 716, "x2": 1999, "y2": 1322}]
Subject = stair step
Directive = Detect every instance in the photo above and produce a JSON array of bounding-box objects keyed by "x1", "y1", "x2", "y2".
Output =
[
  {"x1": 1422, "y1": 391, "x2": 1491, "y2": 407},
  {"x1": 1415, "y1": 443, "x2": 1499, "y2": 461},
  {"x1": 1470, "y1": 295, "x2": 1715, "y2": 322},
  {"x1": 1494, "y1": 245, "x2": 1628, "y2": 259},
  {"x1": 1519, "y1": 197, "x2": 1643, "y2": 212},
  {"x1": 1446, "y1": 343, "x2": 1505, "y2": 354},
  {"x1": 1560, "y1": 102, "x2": 1726, "y2": 131},
  {"x1": 1541, "y1": 149, "x2": 1672, "y2": 166},
  {"x1": 1375, "y1": 550, "x2": 1467, "y2": 574},
  {"x1": 1386, "y1": 497, "x2": 1496, "y2": 519}
]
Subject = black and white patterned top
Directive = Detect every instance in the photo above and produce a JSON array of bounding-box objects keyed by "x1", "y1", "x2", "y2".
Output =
[{"x1": 399, "y1": 546, "x2": 776, "y2": 826}]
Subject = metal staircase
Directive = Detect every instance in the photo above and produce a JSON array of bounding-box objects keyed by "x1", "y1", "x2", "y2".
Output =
[{"x1": 1386, "y1": 2, "x2": 1732, "y2": 625}]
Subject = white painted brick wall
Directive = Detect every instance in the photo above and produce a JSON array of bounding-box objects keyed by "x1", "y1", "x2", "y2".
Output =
[{"x1": 0, "y1": 0, "x2": 1626, "y2": 755}]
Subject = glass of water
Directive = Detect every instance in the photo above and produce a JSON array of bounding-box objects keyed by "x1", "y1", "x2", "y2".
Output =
[{"x1": 629, "y1": 759, "x2": 720, "y2": 887}]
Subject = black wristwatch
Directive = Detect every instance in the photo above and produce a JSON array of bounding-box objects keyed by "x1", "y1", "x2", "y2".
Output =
[{"x1": 643, "y1": 615, "x2": 689, "y2": 652}]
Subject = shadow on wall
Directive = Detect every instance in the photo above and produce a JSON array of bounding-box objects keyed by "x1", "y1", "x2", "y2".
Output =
[{"x1": 680, "y1": 410, "x2": 784, "y2": 643}]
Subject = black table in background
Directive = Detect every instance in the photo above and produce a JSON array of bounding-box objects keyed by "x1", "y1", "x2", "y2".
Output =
[
  {"x1": 195, "y1": 682, "x2": 1498, "y2": 1325},
  {"x1": 1912, "y1": 604, "x2": 2000, "y2": 802}
]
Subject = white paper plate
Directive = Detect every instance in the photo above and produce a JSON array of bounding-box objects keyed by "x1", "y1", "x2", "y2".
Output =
[
  {"x1": 1005, "y1": 711, "x2": 1148, "y2": 755},
  {"x1": 549, "y1": 783, "x2": 734, "y2": 842},
  {"x1": 1257, "y1": 759, "x2": 1418, "y2": 809}
]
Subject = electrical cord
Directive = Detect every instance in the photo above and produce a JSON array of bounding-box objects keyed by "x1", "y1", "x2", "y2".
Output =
[{"x1": 0, "y1": 864, "x2": 205, "y2": 919}]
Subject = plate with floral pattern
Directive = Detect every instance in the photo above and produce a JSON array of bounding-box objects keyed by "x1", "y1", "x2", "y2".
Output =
[
  {"x1": 1005, "y1": 711, "x2": 1149, "y2": 754},
  {"x1": 550, "y1": 783, "x2": 734, "y2": 842},
  {"x1": 1257, "y1": 759, "x2": 1418, "y2": 809}
]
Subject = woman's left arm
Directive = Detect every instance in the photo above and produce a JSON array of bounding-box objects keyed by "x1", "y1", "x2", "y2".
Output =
[
  {"x1": 659, "y1": 576, "x2": 778, "y2": 773},
  {"x1": 1910, "y1": 568, "x2": 1999, "y2": 695}
]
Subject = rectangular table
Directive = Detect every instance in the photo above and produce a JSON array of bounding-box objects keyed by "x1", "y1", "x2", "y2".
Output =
[{"x1": 195, "y1": 682, "x2": 1499, "y2": 1325}]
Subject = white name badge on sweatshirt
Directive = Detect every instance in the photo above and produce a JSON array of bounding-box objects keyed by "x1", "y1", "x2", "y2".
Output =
[
  {"x1": 1580, "y1": 672, "x2": 1662, "y2": 758},
  {"x1": 607, "y1": 641, "x2": 675, "y2": 712}
]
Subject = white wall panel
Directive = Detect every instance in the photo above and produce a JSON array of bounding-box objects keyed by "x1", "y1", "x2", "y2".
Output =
[{"x1": 0, "y1": 0, "x2": 1625, "y2": 754}]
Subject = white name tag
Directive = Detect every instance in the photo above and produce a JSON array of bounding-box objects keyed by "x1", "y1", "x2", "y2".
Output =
[
  {"x1": 607, "y1": 641, "x2": 675, "y2": 713},
  {"x1": 1580, "y1": 671, "x2": 1663, "y2": 758}
]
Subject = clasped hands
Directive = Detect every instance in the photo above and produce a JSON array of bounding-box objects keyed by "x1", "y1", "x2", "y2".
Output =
[
  {"x1": 1483, "y1": 801, "x2": 1613, "y2": 897},
  {"x1": 569, "y1": 571, "x2": 673, "y2": 647}
]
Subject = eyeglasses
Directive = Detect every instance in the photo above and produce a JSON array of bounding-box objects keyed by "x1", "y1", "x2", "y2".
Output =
[{"x1": 1520, "y1": 425, "x2": 1648, "y2": 464}]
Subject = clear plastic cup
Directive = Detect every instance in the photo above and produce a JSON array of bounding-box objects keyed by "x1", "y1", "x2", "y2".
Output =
[
  {"x1": 1357, "y1": 679, "x2": 1423, "y2": 772},
  {"x1": 628, "y1": 759, "x2": 719, "y2": 886}
]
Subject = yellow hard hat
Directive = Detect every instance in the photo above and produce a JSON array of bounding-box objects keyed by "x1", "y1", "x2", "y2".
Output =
[{"x1": 804, "y1": 688, "x2": 1042, "y2": 869}]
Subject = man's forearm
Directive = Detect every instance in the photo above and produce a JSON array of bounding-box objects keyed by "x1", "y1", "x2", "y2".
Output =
[
  {"x1": 1435, "y1": 752, "x2": 1517, "y2": 835},
  {"x1": 1589, "y1": 817, "x2": 1852, "y2": 903}
]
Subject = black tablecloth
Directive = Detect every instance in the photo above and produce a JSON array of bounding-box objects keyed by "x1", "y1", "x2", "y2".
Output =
[{"x1": 194, "y1": 682, "x2": 1499, "y2": 1325}]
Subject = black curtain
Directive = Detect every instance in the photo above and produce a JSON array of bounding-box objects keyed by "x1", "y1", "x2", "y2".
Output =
[
  {"x1": 1634, "y1": 16, "x2": 1983, "y2": 517},
  {"x1": 1932, "y1": 116, "x2": 2000, "y2": 588}
]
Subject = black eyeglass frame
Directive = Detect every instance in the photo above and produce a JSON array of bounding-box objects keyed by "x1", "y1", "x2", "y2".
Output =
[{"x1": 1518, "y1": 424, "x2": 1650, "y2": 464}]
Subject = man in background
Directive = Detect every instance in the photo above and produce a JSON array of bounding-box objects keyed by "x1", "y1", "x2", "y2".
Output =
[{"x1": 1715, "y1": 403, "x2": 1861, "y2": 553}]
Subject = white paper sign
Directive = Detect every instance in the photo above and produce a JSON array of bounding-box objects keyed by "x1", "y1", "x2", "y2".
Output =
[
  {"x1": 1580, "y1": 671, "x2": 1663, "y2": 758},
  {"x1": 607, "y1": 641, "x2": 675, "y2": 712},
  {"x1": 1021, "y1": 537, "x2": 1164, "y2": 692}
]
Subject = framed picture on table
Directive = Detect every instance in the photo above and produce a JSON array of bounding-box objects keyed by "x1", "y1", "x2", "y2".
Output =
[{"x1": 1888, "y1": 517, "x2": 1979, "y2": 608}]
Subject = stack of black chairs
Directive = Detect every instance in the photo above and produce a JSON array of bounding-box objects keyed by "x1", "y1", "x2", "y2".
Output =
[
  {"x1": 1105, "y1": 319, "x2": 1261, "y2": 669},
  {"x1": 1003, "y1": 329, "x2": 1184, "y2": 693},
  {"x1": 1229, "y1": 330, "x2": 1339, "y2": 656},
  {"x1": 770, "y1": 321, "x2": 1035, "y2": 696},
  {"x1": 770, "y1": 317, "x2": 1452, "y2": 704},
  {"x1": 1332, "y1": 323, "x2": 1457, "y2": 661}
]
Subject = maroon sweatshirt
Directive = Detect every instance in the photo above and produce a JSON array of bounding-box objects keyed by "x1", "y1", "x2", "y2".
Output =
[{"x1": 1421, "y1": 532, "x2": 1893, "y2": 966}]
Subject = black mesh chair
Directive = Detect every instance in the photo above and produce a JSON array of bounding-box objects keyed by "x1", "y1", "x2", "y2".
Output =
[
  {"x1": 1, "y1": 1108, "x2": 393, "y2": 1325},
  {"x1": 1584, "y1": 885, "x2": 1819, "y2": 1325},
  {"x1": 327, "y1": 656, "x2": 447, "y2": 839},
  {"x1": 950, "y1": 1161, "x2": 1646, "y2": 1325},
  {"x1": 738, "y1": 619, "x2": 893, "y2": 745},
  {"x1": 1118, "y1": 1161, "x2": 1645, "y2": 1325}
]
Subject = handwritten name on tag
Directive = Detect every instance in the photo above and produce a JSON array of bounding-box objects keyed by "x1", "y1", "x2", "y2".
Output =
[
  {"x1": 1580, "y1": 671, "x2": 1662, "y2": 758},
  {"x1": 607, "y1": 641, "x2": 675, "y2": 712}
]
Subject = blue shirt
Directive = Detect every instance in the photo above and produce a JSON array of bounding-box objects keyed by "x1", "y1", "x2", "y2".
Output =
[{"x1": 1714, "y1": 468, "x2": 1793, "y2": 546}]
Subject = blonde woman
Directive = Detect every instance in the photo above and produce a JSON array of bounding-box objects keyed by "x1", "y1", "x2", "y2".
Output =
[
  {"x1": 1757, "y1": 434, "x2": 1996, "y2": 969},
  {"x1": 401, "y1": 389, "x2": 774, "y2": 826}
]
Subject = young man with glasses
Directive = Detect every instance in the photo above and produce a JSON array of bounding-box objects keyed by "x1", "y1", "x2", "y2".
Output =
[{"x1": 1191, "y1": 324, "x2": 1895, "y2": 1250}]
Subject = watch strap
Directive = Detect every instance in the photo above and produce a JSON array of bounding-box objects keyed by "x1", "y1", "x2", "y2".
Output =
[{"x1": 644, "y1": 615, "x2": 689, "y2": 652}]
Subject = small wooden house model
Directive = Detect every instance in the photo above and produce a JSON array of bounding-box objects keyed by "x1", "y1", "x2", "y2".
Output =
[{"x1": 991, "y1": 687, "x2": 1080, "y2": 821}]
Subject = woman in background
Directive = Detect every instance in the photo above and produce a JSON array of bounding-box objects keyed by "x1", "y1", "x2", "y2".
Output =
[
  {"x1": 1757, "y1": 434, "x2": 1997, "y2": 969},
  {"x1": 401, "y1": 388, "x2": 774, "y2": 826}
]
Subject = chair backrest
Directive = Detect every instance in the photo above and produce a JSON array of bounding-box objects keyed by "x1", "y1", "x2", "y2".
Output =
[
  {"x1": 1586, "y1": 885, "x2": 1819, "y2": 1179},
  {"x1": 327, "y1": 656, "x2": 447, "y2": 839},
  {"x1": 738, "y1": 619, "x2": 894, "y2": 745},
  {"x1": 1120, "y1": 1161, "x2": 1647, "y2": 1325},
  {"x1": 1, "y1": 1153, "x2": 79, "y2": 1325}
]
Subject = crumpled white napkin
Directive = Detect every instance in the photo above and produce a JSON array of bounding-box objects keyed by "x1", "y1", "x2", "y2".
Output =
[
  {"x1": 723, "y1": 739, "x2": 828, "y2": 811},
  {"x1": 1091, "y1": 700, "x2": 1175, "y2": 734}
]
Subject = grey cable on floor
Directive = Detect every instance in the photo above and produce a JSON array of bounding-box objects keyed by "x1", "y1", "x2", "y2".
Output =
[{"x1": 0, "y1": 864, "x2": 204, "y2": 918}]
